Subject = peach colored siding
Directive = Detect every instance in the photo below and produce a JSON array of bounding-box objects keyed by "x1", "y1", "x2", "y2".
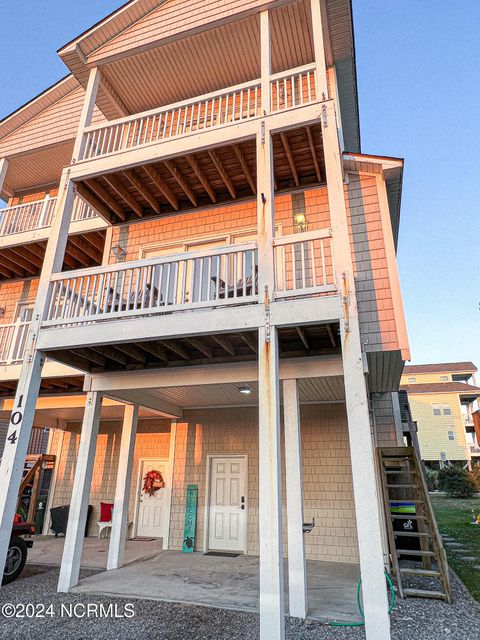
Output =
[
  {"x1": 0, "y1": 86, "x2": 105, "y2": 157},
  {"x1": 345, "y1": 174, "x2": 400, "y2": 353},
  {"x1": 49, "y1": 404, "x2": 360, "y2": 564},
  {"x1": 0, "y1": 279, "x2": 38, "y2": 323}
]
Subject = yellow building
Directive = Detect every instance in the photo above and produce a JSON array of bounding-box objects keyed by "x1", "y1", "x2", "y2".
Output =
[{"x1": 400, "y1": 362, "x2": 480, "y2": 466}]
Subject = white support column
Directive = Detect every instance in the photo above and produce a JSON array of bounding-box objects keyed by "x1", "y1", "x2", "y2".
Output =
[
  {"x1": 0, "y1": 158, "x2": 9, "y2": 197},
  {"x1": 260, "y1": 11, "x2": 271, "y2": 115},
  {"x1": 107, "y1": 403, "x2": 139, "y2": 570},
  {"x1": 162, "y1": 419, "x2": 177, "y2": 550},
  {"x1": 283, "y1": 379, "x2": 307, "y2": 619},
  {"x1": 258, "y1": 325, "x2": 284, "y2": 640},
  {"x1": 58, "y1": 392, "x2": 103, "y2": 592},
  {"x1": 322, "y1": 100, "x2": 390, "y2": 638},
  {"x1": 42, "y1": 426, "x2": 66, "y2": 535},
  {"x1": 72, "y1": 66, "x2": 101, "y2": 163},
  {"x1": 310, "y1": 0, "x2": 329, "y2": 101}
]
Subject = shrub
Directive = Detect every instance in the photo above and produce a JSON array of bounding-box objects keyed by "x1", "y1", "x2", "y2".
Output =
[
  {"x1": 469, "y1": 466, "x2": 480, "y2": 491},
  {"x1": 438, "y1": 467, "x2": 477, "y2": 498},
  {"x1": 424, "y1": 467, "x2": 439, "y2": 491}
]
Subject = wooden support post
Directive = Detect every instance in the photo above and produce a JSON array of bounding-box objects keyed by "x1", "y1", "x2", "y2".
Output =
[
  {"x1": 310, "y1": 0, "x2": 329, "y2": 101},
  {"x1": 0, "y1": 158, "x2": 9, "y2": 197},
  {"x1": 72, "y1": 67, "x2": 101, "y2": 163},
  {"x1": 42, "y1": 427, "x2": 66, "y2": 535},
  {"x1": 58, "y1": 392, "x2": 103, "y2": 592},
  {"x1": 107, "y1": 403, "x2": 139, "y2": 570},
  {"x1": 27, "y1": 462, "x2": 42, "y2": 523},
  {"x1": 322, "y1": 99, "x2": 390, "y2": 639},
  {"x1": 283, "y1": 379, "x2": 307, "y2": 619},
  {"x1": 256, "y1": 127, "x2": 275, "y2": 299},
  {"x1": 0, "y1": 350, "x2": 45, "y2": 582},
  {"x1": 260, "y1": 11, "x2": 271, "y2": 115},
  {"x1": 258, "y1": 325, "x2": 285, "y2": 640}
]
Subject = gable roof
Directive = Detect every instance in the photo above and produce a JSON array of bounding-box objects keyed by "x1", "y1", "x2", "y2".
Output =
[
  {"x1": 400, "y1": 382, "x2": 480, "y2": 396},
  {"x1": 403, "y1": 362, "x2": 477, "y2": 375},
  {"x1": 57, "y1": 0, "x2": 360, "y2": 151}
]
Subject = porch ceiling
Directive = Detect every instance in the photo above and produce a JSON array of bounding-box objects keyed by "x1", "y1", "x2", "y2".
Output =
[
  {"x1": 0, "y1": 230, "x2": 106, "y2": 281},
  {"x1": 146, "y1": 374, "x2": 345, "y2": 408},
  {"x1": 44, "y1": 324, "x2": 341, "y2": 374},
  {"x1": 77, "y1": 125, "x2": 325, "y2": 225}
]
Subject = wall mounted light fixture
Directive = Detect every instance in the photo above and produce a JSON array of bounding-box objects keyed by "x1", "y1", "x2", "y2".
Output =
[
  {"x1": 293, "y1": 210, "x2": 308, "y2": 232},
  {"x1": 111, "y1": 243, "x2": 127, "y2": 260}
]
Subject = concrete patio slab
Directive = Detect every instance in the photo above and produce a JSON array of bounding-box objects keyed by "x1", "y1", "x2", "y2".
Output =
[
  {"x1": 27, "y1": 535, "x2": 164, "y2": 569},
  {"x1": 71, "y1": 550, "x2": 362, "y2": 623}
]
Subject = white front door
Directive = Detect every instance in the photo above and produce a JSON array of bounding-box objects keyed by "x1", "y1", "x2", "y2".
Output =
[
  {"x1": 208, "y1": 456, "x2": 246, "y2": 552},
  {"x1": 136, "y1": 458, "x2": 169, "y2": 538}
]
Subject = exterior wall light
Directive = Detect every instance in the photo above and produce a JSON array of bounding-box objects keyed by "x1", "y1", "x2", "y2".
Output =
[
  {"x1": 239, "y1": 386, "x2": 252, "y2": 395},
  {"x1": 294, "y1": 210, "x2": 307, "y2": 232},
  {"x1": 111, "y1": 243, "x2": 127, "y2": 260}
]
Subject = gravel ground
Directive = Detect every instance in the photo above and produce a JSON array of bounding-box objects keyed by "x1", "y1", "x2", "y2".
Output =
[{"x1": 0, "y1": 565, "x2": 479, "y2": 639}]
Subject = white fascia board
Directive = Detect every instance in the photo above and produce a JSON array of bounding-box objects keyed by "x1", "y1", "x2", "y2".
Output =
[
  {"x1": 68, "y1": 103, "x2": 323, "y2": 181},
  {"x1": 85, "y1": 355, "x2": 343, "y2": 393}
]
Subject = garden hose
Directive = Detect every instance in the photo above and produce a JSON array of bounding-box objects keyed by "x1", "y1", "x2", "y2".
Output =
[{"x1": 328, "y1": 570, "x2": 395, "y2": 627}]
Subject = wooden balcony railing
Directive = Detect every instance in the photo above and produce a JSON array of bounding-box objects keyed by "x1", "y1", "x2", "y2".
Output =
[
  {"x1": 79, "y1": 64, "x2": 317, "y2": 162},
  {"x1": 0, "y1": 194, "x2": 99, "y2": 238},
  {"x1": 0, "y1": 321, "x2": 29, "y2": 365},
  {"x1": 273, "y1": 229, "x2": 335, "y2": 297},
  {"x1": 42, "y1": 230, "x2": 336, "y2": 329}
]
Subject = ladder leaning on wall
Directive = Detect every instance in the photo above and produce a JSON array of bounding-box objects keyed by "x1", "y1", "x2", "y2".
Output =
[{"x1": 378, "y1": 446, "x2": 452, "y2": 603}]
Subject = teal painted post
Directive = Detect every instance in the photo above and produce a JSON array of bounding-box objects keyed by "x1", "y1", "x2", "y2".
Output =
[{"x1": 182, "y1": 484, "x2": 198, "y2": 553}]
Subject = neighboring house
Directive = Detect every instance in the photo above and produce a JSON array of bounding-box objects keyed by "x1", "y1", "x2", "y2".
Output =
[
  {"x1": 400, "y1": 362, "x2": 480, "y2": 467},
  {"x1": 0, "y1": 2, "x2": 412, "y2": 639}
]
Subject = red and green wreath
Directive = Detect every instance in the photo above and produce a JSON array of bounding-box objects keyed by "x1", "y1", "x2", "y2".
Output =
[{"x1": 142, "y1": 469, "x2": 165, "y2": 496}]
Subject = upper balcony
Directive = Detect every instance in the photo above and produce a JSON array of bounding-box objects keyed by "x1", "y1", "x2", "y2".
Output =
[
  {"x1": 0, "y1": 194, "x2": 108, "y2": 281},
  {"x1": 0, "y1": 193, "x2": 106, "y2": 247}
]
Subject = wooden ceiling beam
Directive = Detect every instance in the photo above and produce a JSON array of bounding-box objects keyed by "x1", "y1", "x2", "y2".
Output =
[
  {"x1": 296, "y1": 326, "x2": 310, "y2": 350},
  {"x1": 23, "y1": 242, "x2": 45, "y2": 259},
  {"x1": 94, "y1": 345, "x2": 128, "y2": 365},
  {"x1": 103, "y1": 174, "x2": 144, "y2": 218},
  {"x1": 232, "y1": 145, "x2": 256, "y2": 194},
  {"x1": 143, "y1": 165, "x2": 179, "y2": 210},
  {"x1": 0, "y1": 264, "x2": 14, "y2": 278},
  {"x1": 239, "y1": 332, "x2": 257, "y2": 353},
  {"x1": 280, "y1": 132, "x2": 299, "y2": 186},
  {"x1": 82, "y1": 232, "x2": 105, "y2": 253},
  {"x1": 9, "y1": 245, "x2": 43, "y2": 269},
  {"x1": 185, "y1": 155, "x2": 217, "y2": 203},
  {"x1": 0, "y1": 250, "x2": 34, "y2": 276},
  {"x1": 306, "y1": 126, "x2": 321, "y2": 182},
  {"x1": 210, "y1": 334, "x2": 236, "y2": 356},
  {"x1": 61, "y1": 250, "x2": 78, "y2": 270},
  {"x1": 64, "y1": 244, "x2": 91, "y2": 268},
  {"x1": 123, "y1": 169, "x2": 161, "y2": 214},
  {"x1": 73, "y1": 348, "x2": 107, "y2": 368},
  {"x1": 75, "y1": 182, "x2": 115, "y2": 223},
  {"x1": 136, "y1": 341, "x2": 169, "y2": 362},
  {"x1": 326, "y1": 324, "x2": 337, "y2": 348},
  {"x1": 113, "y1": 343, "x2": 147, "y2": 364},
  {"x1": 163, "y1": 160, "x2": 197, "y2": 206},
  {"x1": 159, "y1": 340, "x2": 190, "y2": 360},
  {"x1": 208, "y1": 150, "x2": 236, "y2": 198},
  {"x1": 85, "y1": 178, "x2": 127, "y2": 221},
  {"x1": 185, "y1": 337, "x2": 213, "y2": 358},
  {"x1": 68, "y1": 234, "x2": 102, "y2": 263}
]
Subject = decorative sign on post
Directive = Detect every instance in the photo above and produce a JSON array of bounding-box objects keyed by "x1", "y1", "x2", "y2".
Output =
[{"x1": 182, "y1": 484, "x2": 198, "y2": 553}]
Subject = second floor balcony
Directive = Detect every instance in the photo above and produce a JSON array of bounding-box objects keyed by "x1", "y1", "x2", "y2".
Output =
[{"x1": 0, "y1": 193, "x2": 105, "y2": 247}]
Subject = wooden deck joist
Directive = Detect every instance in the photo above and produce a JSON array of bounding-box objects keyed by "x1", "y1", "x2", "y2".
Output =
[
  {"x1": 0, "y1": 230, "x2": 106, "y2": 281},
  {"x1": 76, "y1": 125, "x2": 325, "y2": 225},
  {"x1": 41, "y1": 324, "x2": 340, "y2": 374},
  {"x1": 0, "y1": 375, "x2": 84, "y2": 398}
]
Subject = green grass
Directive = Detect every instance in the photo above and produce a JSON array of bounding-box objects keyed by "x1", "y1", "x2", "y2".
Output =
[{"x1": 431, "y1": 494, "x2": 480, "y2": 601}]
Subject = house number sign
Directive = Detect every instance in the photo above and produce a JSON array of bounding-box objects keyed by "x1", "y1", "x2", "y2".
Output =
[{"x1": 8, "y1": 394, "x2": 24, "y2": 444}]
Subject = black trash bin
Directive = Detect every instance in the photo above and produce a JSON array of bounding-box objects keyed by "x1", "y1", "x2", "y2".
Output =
[
  {"x1": 34, "y1": 494, "x2": 48, "y2": 533},
  {"x1": 49, "y1": 505, "x2": 93, "y2": 537}
]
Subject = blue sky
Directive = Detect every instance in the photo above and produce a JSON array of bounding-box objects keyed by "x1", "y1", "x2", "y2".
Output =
[{"x1": 1, "y1": 1, "x2": 479, "y2": 368}]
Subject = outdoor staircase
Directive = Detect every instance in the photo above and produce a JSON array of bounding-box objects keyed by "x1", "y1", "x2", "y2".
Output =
[
  {"x1": 378, "y1": 447, "x2": 452, "y2": 603},
  {"x1": 19, "y1": 454, "x2": 56, "y2": 523}
]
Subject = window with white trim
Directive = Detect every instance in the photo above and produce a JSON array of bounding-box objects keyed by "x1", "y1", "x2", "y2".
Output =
[
  {"x1": 448, "y1": 431, "x2": 455, "y2": 441},
  {"x1": 442, "y1": 404, "x2": 452, "y2": 416},
  {"x1": 432, "y1": 404, "x2": 442, "y2": 416},
  {"x1": 440, "y1": 375, "x2": 448, "y2": 381},
  {"x1": 408, "y1": 377, "x2": 416, "y2": 383}
]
